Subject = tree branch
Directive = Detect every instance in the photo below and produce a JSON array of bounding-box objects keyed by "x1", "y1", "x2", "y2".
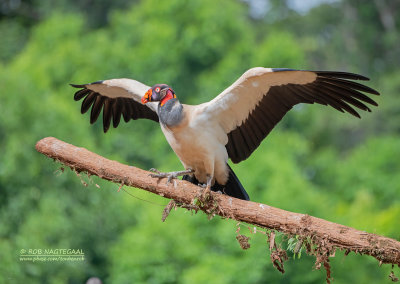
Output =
[{"x1": 35, "y1": 137, "x2": 400, "y2": 269}]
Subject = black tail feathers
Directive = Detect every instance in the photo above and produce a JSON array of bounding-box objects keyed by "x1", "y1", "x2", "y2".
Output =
[
  {"x1": 222, "y1": 164, "x2": 250, "y2": 200},
  {"x1": 182, "y1": 164, "x2": 250, "y2": 201}
]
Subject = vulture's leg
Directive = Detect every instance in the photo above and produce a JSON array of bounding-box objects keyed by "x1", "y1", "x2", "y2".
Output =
[
  {"x1": 206, "y1": 175, "x2": 212, "y2": 190},
  {"x1": 149, "y1": 168, "x2": 194, "y2": 184},
  {"x1": 201, "y1": 175, "x2": 213, "y2": 200}
]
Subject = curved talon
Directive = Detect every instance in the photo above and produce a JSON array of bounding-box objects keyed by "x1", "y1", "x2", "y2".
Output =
[{"x1": 167, "y1": 174, "x2": 177, "y2": 184}]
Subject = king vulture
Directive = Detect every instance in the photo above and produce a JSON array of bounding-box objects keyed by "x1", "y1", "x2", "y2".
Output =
[{"x1": 71, "y1": 67, "x2": 380, "y2": 200}]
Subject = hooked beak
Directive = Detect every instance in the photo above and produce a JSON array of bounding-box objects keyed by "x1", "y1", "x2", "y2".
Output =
[{"x1": 142, "y1": 89, "x2": 152, "y2": 104}]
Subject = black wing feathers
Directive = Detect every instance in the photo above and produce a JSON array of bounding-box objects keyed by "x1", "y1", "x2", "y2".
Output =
[
  {"x1": 112, "y1": 100, "x2": 122, "y2": 128},
  {"x1": 72, "y1": 84, "x2": 159, "y2": 133},
  {"x1": 73, "y1": 88, "x2": 90, "y2": 101},
  {"x1": 314, "y1": 71, "x2": 369, "y2": 81},
  {"x1": 90, "y1": 95, "x2": 105, "y2": 124},
  {"x1": 103, "y1": 99, "x2": 113, "y2": 132},
  {"x1": 226, "y1": 70, "x2": 379, "y2": 163},
  {"x1": 81, "y1": 91, "x2": 97, "y2": 114}
]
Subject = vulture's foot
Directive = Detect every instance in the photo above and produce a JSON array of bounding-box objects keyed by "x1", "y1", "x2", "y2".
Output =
[{"x1": 149, "y1": 168, "x2": 194, "y2": 185}]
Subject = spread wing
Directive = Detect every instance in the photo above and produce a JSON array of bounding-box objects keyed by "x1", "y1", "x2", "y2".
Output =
[
  {"x1": 71, "y1": 79, "x2": 159, "y2": 132},
  {"x1": 198, "y1": 67, "x2": 380, "y2": 163}
]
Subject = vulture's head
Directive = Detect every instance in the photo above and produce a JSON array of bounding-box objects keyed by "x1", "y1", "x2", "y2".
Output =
[{"x1": 142, "y1": 84, "x2": 176, "y2": 106}]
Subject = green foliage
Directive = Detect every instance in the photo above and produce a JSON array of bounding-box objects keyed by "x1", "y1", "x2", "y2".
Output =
[{"x1": 1, "y1": 0, "x2": 399, "y2": 283}]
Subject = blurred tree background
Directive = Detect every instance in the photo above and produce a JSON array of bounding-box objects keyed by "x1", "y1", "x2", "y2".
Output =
[{"x1": 0, "y1": 0, "x2": 399, "y2": 283}]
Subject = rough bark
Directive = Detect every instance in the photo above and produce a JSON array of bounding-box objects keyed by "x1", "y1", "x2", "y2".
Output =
[{"x1": 35, "y1": 137, "x2": 400, "y2": 268}]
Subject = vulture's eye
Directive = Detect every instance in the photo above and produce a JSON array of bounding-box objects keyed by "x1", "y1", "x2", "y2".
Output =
[{"x1": 155, "y1": 87, "x2": 161, "y2": 92}]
